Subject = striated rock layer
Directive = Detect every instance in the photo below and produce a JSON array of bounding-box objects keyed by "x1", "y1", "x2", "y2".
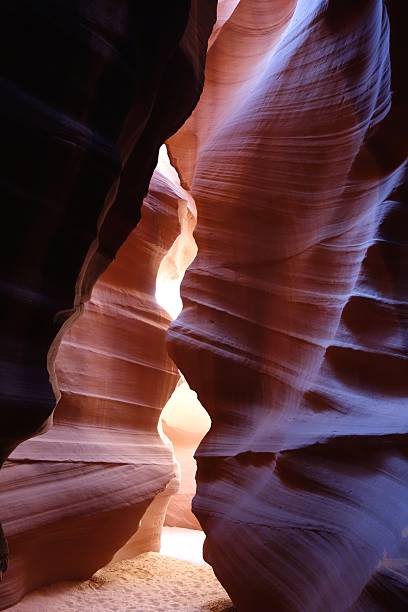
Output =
[
  {"x1": 0, "y1": 1, "x2": 217, "y2": 608},
  {"x1": 0, "y1": 164, "x2": 180, "y2": 607},
  {"x1": 167, "y1": 1, "x2": 408, "y2": 610}
]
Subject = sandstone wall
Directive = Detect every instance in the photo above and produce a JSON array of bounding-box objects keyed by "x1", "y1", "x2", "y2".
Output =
[
  {"x1": 0, "y1": 2, "x2": 217, "y2": 607},
  {"x1": 167, "y1": 2, "x2": 408, "y2": 610}
]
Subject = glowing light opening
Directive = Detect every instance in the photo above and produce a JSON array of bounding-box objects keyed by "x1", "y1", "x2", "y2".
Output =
[
  {"x1": 155, "y1": 145, "x2": 197, "y2": 322},
  {"x1": 154, "y1": 145, "x2": 211, "y2": 564},
  {"x1": 160, "y1": 527, "x2": 207, "y2": 565},
  {"x1": 155, "y1": 273, "x2": 184, "y2": 321}
]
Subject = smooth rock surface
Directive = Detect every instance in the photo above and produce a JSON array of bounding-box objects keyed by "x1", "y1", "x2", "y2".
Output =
[
  {"x1": 167, "y1": 1, "x2": 408, "y2": 610},
  {"x1": 0, "y1": 1, "x2": 407, "y2": 611}
]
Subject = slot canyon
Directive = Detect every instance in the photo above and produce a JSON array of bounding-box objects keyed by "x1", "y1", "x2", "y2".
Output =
[{"x1": 0, "y1": 1, "x2": 407, "y2": 611}]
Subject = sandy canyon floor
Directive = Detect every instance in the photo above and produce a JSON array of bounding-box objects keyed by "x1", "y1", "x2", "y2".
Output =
[{"x1": 8, "y1": 528, "x2": 233, "y2": 612}]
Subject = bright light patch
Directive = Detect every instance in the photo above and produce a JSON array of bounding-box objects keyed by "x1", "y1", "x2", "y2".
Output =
[
  {"x1": 155, "y1": 145, "x2": 197, "y2": 322},
  {"x1": 161, "y1": 377, "x2": 211, "y2": 437},
  {"x1": 160, "y1": 527, "x2": 207, "y2": 565},
  {"x1": 154, "y1": 145, "x2": 210, "y2": 566},
  {"x1": 155, "y1": 275, "x2": 183, "y2": 320}
]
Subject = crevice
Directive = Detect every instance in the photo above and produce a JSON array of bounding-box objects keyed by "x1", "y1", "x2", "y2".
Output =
[{"x1": 154, "y1": 144, "x2": 211, "y2": 547}]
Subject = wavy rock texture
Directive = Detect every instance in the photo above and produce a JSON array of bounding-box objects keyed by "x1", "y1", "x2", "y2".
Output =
[
  {"x1": 0, "y1": 1, "x2": 217, "y2": 608},
  {"x1": 0, "y1": 156, "x2": 192, "y2": 609},
  {"x1": 167, "y1": 1, "x2": 408, "y2": 610},
  {"x1": 1, "y1": 1, "x2": 407, "y2": 611}
]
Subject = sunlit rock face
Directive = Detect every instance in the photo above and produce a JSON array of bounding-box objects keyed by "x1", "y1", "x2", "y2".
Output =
[
  {"x1": 167, "y1": 1, "x2": 408, "y2": 610},
  {"x1": 0, "y1": 1, "x2": 217, "y2": 608}
]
